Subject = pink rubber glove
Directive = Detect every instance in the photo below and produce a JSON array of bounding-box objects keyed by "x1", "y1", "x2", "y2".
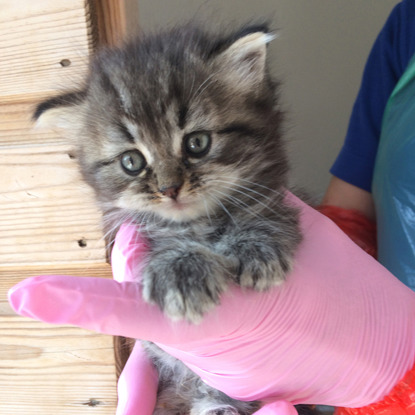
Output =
[
  {"x1": 116, "y1": 342, "x2": 158, "y2": 415},
  {"x1": 111, "y1": 234, "x2": 158, "y2": 415},
  {"x1": 8, "y1": 193, "x2": 415, "y2": 414}
]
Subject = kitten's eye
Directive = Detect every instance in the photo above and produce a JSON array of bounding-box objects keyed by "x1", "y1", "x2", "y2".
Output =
[
  {"x1": 120, "y1": 150, "x2": 146, "y2": 175},
  {"x1": 184, "y1": 132, "x2": 211, "y2": 158}
]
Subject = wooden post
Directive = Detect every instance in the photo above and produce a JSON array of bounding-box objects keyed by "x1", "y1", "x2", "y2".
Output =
[
  {"x1": 90, "y1": 0, "x2": 127, "y2": 46},
  {"x1": 0, "y1": 1, "x2": 129, "y2": 413}
]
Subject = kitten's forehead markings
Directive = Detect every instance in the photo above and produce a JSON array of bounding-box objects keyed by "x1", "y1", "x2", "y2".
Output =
[
  {"x1": 111, "y1": 74, "x2": 133, "y2": 114},
  {"x1": 172, "y1": 127, "x2": 185, "y2": 157},
  {"x1": 159, "y1": 106, "x2": 183, "y2": 157},
  {"x1": 178, "y1": 106, "x2": 188, "y2": 130},
  {"x1": 122, "y1": 117, "x2": 154, "y2": 164}
]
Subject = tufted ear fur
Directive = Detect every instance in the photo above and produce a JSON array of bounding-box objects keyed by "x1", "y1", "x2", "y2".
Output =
[
  {"x1": 33, "y1": 91, "x2": 86, "y2": 131},
  {"x1": 214, "y1": 30, "x2": 276, "y2": 89}
]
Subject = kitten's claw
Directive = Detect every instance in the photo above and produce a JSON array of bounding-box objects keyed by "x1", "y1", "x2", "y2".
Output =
[{"x1": 238, "y1": 256, "x2": 293, "y2": 291}]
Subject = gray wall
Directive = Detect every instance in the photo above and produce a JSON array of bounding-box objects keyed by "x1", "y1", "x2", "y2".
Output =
[{"x1": 125, "y1": 0, "x2": 400, "y2": 199}]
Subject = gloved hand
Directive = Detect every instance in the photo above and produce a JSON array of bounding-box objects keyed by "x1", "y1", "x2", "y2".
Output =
[{"x1": 8, "y1": 193, "x2": 415, "y2": 415}]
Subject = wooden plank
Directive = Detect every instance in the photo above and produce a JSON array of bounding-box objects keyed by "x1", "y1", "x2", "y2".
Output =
[
  {"x1": 0, "y1": 320, "x2": 117, "y2": 414},
  {"x1": 0, "y1": 264, "x2": 118, "y2": 414},
  {"x1": 0, "y1": 145, "x2": 106, "y2": 266},
  {"x1": 0, "y1": 101, "x2": 65, "y2": 147},
  {"x1": 0, "y1": 0, "x2": 93, "y2": 102}
]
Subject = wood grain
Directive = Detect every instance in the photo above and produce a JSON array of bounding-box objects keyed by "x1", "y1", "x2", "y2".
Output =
[
  {"x1": 0, "y1": 101, "x2": 65, "y2": 148},
  {"x1": 0, "y1": 145, "x2": 106, "y2": 267},
  {"x1": 0, "y1": 0, "x2": 92, "y2": 103},
  {"x1": 1, "y1": 319, "x2": 117, "y2": 414},
  {"x1": 1, "y1": 264, "x2": 118, "y2": 414}
]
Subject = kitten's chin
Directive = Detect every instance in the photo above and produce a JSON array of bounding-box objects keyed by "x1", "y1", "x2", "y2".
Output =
[
  {"x1": 115, "y1": 195, "x2": 212, "y2": 223},
  {"x1": 156, "y1": 200, "x2": 206, "y2": 222}
]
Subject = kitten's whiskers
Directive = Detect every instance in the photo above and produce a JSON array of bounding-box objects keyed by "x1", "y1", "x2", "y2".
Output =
[
  {"x1": 211, "y1": 188, "x2": 270, "y2": 223},
  {"x1": 209, "y1": 193, "x2": 238, "y2": 226},
  {"x1": 213, "y1": 179, "x2": 277, "y2": 207},
  {"x1": 211, "y1": 179, "x2": 279, "y2": 217},
  {"x1": 100, "y1": 210, "x2": 137, "y2": 249},
  {"x1": 203, "y1": 198, "x2": 213, "y2": 226},
  {"x1": 223, "y1": 176, "x2": 285, "y2": 198}
]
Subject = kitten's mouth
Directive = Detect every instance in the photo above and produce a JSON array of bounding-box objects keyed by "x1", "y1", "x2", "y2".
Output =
[{"x1": 166, "y1": 198, "x2": 191, "y2": 210}]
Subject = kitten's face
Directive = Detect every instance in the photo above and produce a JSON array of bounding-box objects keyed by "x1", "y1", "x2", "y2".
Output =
[
  {"x1": 36, "y1": 25, "x2": 287, "y2": 223},
  {"x1": 85, "y1": 100, "x2": 245, "y2": 222}
]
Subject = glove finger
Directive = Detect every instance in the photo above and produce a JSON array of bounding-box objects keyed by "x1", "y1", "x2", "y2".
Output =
[
  {"x1": 116, "y1": 341, "x2": 158, "y2": 415},
  {"x1": 8, "y1": 275, "x2": 165, "y2": 339},
  {"x1": 8, "y1": 274, "x2": 227, "y2": 343}
]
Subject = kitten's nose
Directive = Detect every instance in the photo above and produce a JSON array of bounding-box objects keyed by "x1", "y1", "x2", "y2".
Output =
[{"x1": 159, "y1": 184, "x2": 182, "y2": 200}]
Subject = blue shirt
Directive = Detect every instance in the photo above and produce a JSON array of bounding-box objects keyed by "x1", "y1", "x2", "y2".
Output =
[{"x1": 331, "y1": 0, "x2": 415, "y2": 192}]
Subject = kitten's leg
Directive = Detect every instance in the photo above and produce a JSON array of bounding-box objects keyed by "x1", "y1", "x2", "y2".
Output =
[{"x1": 142, "y1": 242, "x2": 237, "y2": 323}]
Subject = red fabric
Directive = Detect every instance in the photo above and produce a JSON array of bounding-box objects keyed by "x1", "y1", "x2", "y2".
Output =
[
  {"x1": 316, "y1": 205, "x2": 377, "y2": 258},
  {"x1": 335, "y1": 361, "x2": 415, "y2": 415}
]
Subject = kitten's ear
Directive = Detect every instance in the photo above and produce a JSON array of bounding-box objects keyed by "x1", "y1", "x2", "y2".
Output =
[
  {"x1": 33, "y1": 91, "x2": 86, "y2": 131},
  {"x1": 214, "y1": 30, "x2": 275, "y2": 89}
]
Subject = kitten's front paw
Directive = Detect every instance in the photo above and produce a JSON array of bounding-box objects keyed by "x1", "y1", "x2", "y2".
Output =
[
  {"x1": 237, "y1": 245, "x2": 294, "y2": 291},
  {"x1": 142, "y1": 248, "x2": 232, "y2": 323}
]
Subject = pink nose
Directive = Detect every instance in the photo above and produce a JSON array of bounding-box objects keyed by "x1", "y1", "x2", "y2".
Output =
[{"x1": 159, "y1": 184, "x2": 181, "y2": 200}]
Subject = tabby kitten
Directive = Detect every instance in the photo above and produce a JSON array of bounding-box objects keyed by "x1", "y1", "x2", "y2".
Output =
[{"x1": 35, "y1": 23, "x2": 301, "y2": 415}]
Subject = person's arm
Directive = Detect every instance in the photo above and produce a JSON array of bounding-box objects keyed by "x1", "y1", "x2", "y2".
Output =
[
  {"x1": 322, "y1": 176, "x2": 375, "y2": 221},
  {"x1": 319, "y1": 176, "x2": 377, "y2": 257}
]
